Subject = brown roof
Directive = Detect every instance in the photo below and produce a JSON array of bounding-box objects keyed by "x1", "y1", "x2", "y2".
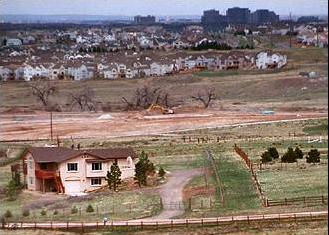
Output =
[{"x1": 27, "y1": 147, "x2": 137, "y2": 163}]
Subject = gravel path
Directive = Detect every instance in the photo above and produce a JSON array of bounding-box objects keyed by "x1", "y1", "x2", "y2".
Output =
[{"x1": 150, "y1": 168, "x2": 203, "y2": 220}]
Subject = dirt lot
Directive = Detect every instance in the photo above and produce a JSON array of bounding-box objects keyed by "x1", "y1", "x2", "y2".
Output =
[{"x1": 0, "y1": 110, "x2": 327, "y2": 141}]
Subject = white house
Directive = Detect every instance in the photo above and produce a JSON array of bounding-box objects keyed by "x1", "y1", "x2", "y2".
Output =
[
  {"x1": 67, "y1": 65, "x2": 93, "y2": 81},
  {"x1": 256, "y1": 52, "x2": 287, "y2": 69}
]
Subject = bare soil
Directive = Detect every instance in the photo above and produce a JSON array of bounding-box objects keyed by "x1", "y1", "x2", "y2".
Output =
[{"x1": 0, "y1": 110, "x2": 327, "y2": 142}]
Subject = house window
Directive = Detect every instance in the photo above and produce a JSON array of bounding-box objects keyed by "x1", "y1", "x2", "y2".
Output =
[
  {"x1": 29, "y1": 177, "x2": 33, "y2": 185},
  {"x1": 67, "y1": 163, "x2": 78, "y2": 172},
  {"x1": 91, "y1": 178, "x2": 102, "y2": 186},
  {"x1": 92, "y1": 162, "x2": 102, "y2": 171}
]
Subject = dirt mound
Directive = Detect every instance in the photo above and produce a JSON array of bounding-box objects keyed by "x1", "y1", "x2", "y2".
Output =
[
  {"x1": 1, "y1": 107, "x2": 36, "y2": 114},
  {"x1": 183, "y1": 186, "x2": 216, "y2": 201}
]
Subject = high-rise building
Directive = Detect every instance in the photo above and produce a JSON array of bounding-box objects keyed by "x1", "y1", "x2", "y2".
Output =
[
  {"x1": 251, "y1": 9, "x2": 280, "y2": 24},
  {"x1": 201, "y1": 9, "x2": 226, "y2": 25},
  {"x1": 134, "y1": 15, "x2": 156, "y2": 24},
  {"x1": 226, "y1": 7, "x2": 251, "y2": 24},
  {"x1": 297, "y1": 16, "x2": 320, "y2": 24}
]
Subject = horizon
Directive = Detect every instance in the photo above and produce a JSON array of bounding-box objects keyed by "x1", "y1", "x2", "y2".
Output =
[{"x1": 1, "y1": 0, "x2": 328, "y2": 16}]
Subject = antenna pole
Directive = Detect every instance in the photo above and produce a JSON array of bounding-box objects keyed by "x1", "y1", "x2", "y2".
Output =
[{"x1": 289, "y1": 12, "x2": 292, "y2": 48}]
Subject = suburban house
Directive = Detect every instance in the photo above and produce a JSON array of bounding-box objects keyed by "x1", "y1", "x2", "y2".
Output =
[
  {"x1": 22, "y1": 147, "x2": 137, "y2": 195},
  {"x1": 255, "y1": 51, "x2": 287, "y2": 69}
]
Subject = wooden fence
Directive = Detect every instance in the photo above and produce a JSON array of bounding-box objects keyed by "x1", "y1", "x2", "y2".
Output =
[
  {"x1": 234, "y1": 144, "x2": 267, "y2": 206},
  {"x1": 267, "y1": 195, "x2": 328, "y2": 207},
  {"x1": 2, "y1": 211, "x2": 327, "y2": 231},
  {"x1": 204, "y1": 150, "x2": 225, "y2": 205}
]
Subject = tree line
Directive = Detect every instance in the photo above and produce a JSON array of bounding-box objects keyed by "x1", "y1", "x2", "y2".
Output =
[
  {"x1": 29, "y1": 80, "x2": 218, "y2": 112},
  {"x1": 261, "y1": 146, "x2": 322, "y2": 164}
]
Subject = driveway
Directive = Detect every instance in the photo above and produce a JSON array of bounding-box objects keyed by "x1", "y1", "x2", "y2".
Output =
[{"x1": 150, "y1": 168, "x2": 203, "y2": 220}]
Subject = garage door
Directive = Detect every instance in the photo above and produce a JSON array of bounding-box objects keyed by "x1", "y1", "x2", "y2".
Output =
[{"x1": 64, "y1": 180, "x2": 81, "y2": 195}]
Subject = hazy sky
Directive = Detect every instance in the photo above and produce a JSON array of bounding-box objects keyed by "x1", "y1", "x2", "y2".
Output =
[{"x1": 1, "y1": 0, "x2": 328, "y2": 16}]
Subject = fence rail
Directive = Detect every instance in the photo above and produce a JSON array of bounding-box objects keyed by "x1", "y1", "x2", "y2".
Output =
[
  {"x1": 267, "y1": 196, "x2": 328, "y2": 207},
  {"x1": 2, "y1": 211, "x2": 327, "y2": 231}
]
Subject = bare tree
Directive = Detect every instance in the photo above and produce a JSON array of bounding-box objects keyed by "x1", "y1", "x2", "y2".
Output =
[
  {"x1": 29, "y1": 80, "x2": 57, "y2": 108},
  {"x1": 191, "y1": 86, "x2": 217, "y2": 109},
  {"x1": 68, "y1": 87, "x2": 97, "y2": 112},
  {"x1": 122, "y1": 85, "x2": 170, "y2": 110}
]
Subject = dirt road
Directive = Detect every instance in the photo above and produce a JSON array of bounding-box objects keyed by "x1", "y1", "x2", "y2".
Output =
[
  {"x1": 151, "y1": 168, "x2": 203, "y2": 219},
  {"x1": 0, "y1": 110, "x2": 327, "y2": 141}
]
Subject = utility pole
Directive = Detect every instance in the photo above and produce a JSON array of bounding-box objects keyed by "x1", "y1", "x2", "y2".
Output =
[
  {"x1": 289, "y1": 12, "x2": 293, "y2": 48},
  {"x1": 50, "y1": 111, "x2": 53, "y2": 141}
]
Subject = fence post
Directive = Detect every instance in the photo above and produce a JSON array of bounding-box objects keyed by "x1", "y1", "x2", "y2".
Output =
[
  {"x1": 186, "y1": 219, "x2": 188, "y2": 228},
  {"x1": 96, "y1": 221, "x2": 98, "y2": 229},
  {"x1": 294, "y1": 213, "x2": 297, "y2": 223},
  {"x1": 156, "y1": 221, "x2": 158, "y2": 230},
  {"x1": 188, "y1": 198, "x2": 192, "y2": 211},
  {"x1": 66, "y1": 221, "x2": 69, "y2": 230},
  {"x1": 201, "y1": 218, "x2": 204, "y2": 227},
  {"x1": 171, "y1": 220, "x2": 173, "y2": 229},
  {"x1": 322, "y1": 195, "x2": 325, "y2": 204},
  {"x1": 285, "y1": 198, "x2": 287, "y2": 206},
  {"x1": 141, "y1": 221, "x2": 143, "y2": 230},
  {"x1": 34, "y1": 222, "x2": 36, "y2": 229},
  {"x1": 216, "y1": 217, "x2": 219, "y2": 226},
  {"x1": 247, "y1": 216, "x2": 250, "y2": 224},
  {"x1": 81, "y1": 222, "x2": 84, "y2": 233},
  {"x1": 50, "y1": 221, "x2": 52, "y2": 229}
]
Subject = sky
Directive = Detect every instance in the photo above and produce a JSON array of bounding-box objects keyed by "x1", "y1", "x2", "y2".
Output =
[{"x1": 1, "y1": 0, "x2": 328, "y2": 16}]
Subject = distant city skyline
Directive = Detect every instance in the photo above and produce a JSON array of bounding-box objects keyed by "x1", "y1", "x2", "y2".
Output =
[{"x1": 1, "y1": 0, "x2": 328, "y2": 16}]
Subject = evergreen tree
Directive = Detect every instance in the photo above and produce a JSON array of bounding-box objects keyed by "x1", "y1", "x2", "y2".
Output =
[
  {"x1": 268, "y1": 147, "x2": 279, "y2": 159},
  {"x1": 106, "y1": 160, "x2": 122, "y2": 191},
  {"x1": 306, "y1": 149, "x2": 321, "y2": 163},
  {"x1": 281, "y1": 147, "x2": 297, "y2": 163},
  {"x1": 134, "y1": 151, "x2": 155, "y2": 187},
  {"x1": 294, "y1": 146, "x2": 304, "y2": 159},
  {"x1": 261, "y1": 151, "x2": 272, "y2": 164},
  {"x1": 158, "y1": 167, "x2": 166, "y2": 179}
]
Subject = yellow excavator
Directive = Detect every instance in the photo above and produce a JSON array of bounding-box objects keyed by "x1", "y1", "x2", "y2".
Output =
[{"x1": 147, "y1": 104, "x2": 174, "y2": 115}]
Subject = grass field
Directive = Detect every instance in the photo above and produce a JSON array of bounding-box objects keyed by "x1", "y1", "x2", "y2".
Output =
[
  {"x1": 182, "y1": 151, "x2": 261, "y2": 217},
  {"x1": 258, "y1": 163, "x2": 328, "y2": 200},
  {"x1": 0, "y1": 190, "x2": 161, "y2": 222}
]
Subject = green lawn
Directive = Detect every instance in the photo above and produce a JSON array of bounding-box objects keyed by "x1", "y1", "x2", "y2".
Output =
[{"x1": 182, "y1": 151, "x2": 261, "y2": 217}]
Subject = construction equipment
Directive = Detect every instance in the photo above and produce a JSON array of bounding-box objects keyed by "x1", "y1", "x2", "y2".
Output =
[{"x1": 147, "y1": 104, "x2": 174, "y2": 115}]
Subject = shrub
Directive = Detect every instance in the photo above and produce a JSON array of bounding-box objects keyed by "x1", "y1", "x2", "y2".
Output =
[
  {"x1": 3, "y1": 210, "x2": 12, "y2": 218},
  {"x1": 281, "y1": 147, "x2": 297, "y2": 163},
  {"x1": 71, "y1": 206, "x2": 78, "y2": 214},
  {"x1": 53, "y1": 210, "x2": 58, "y2": 216},
  {"x1": 40, "y1": 209, "x2": 47, "y2": 216},
  {"x1": 22, "y1": 209, "x2": 30, "y2": 217},
  {"x1": 86, "y1": 204, "x2": 94, "y2": 213},
  {"x1": 306, "y1": 149, "x2": 321, "y2": 163}
]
